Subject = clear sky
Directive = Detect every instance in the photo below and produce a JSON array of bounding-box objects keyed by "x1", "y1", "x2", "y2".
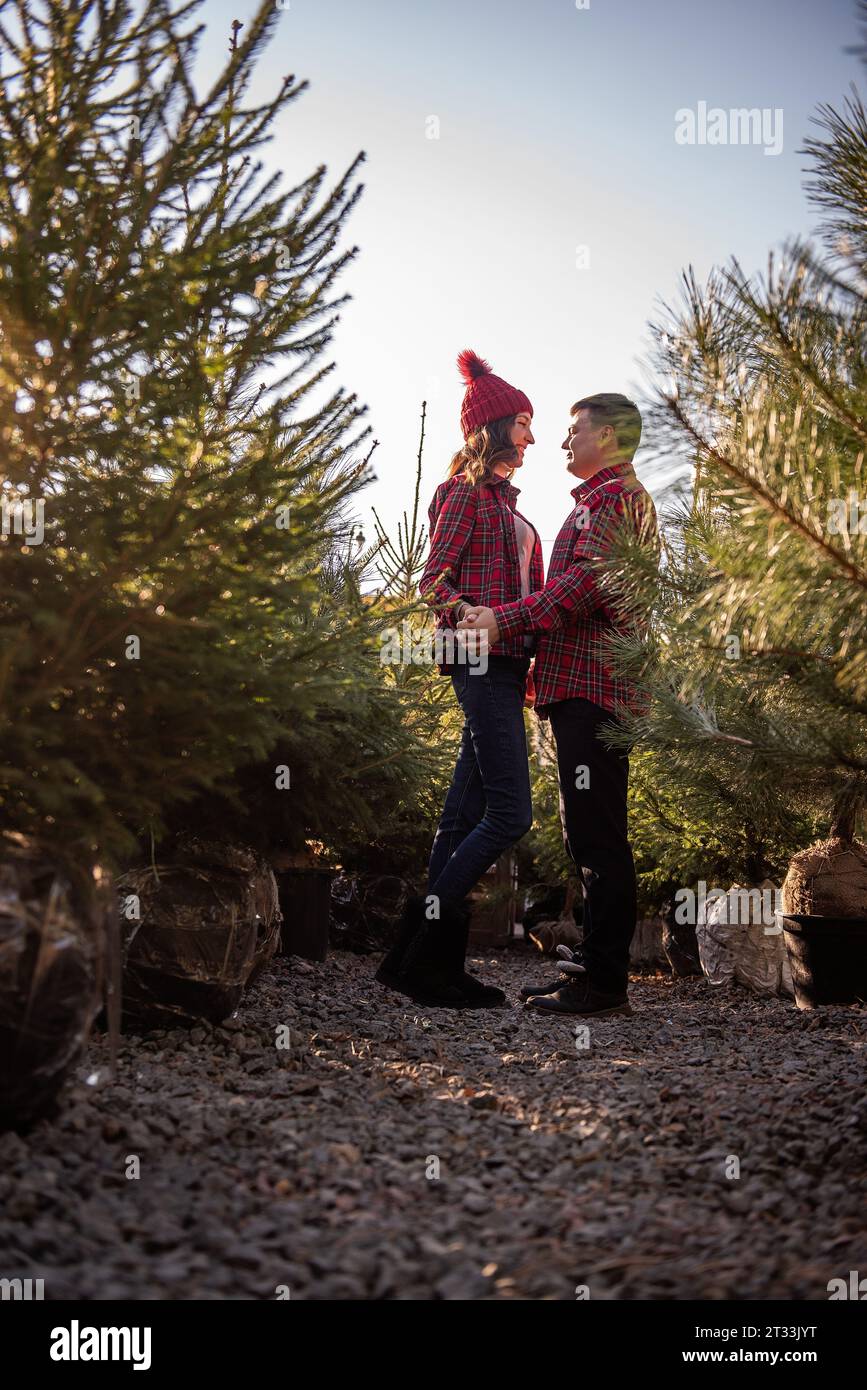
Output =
[{"x1": 194, "y1": 0, "x2": 863, "y2": 556}]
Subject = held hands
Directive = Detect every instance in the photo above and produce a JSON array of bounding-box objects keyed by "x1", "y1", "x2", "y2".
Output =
[{"x1": 457, "y1": 605, "x2": 500, "y2": 647}]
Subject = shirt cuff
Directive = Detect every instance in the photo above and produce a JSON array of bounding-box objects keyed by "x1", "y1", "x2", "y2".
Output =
[{"x1": 491, "y1": 601, "x2": 528, "y2": 639}]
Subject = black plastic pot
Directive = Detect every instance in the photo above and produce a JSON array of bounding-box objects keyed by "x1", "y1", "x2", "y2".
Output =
[
  {"x1": 781, "y1": 914, "x2": 867, "y2": 1008},
  {"x1": 275, "y1": 868, "x2": 333, "y2": 962}
]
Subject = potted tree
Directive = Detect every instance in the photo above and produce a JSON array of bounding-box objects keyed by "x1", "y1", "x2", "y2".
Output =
[
  {"x1": 116, "y1": 839, "x2": 281, "y2": 1029},
  {"x1": 0, "y1": 834, "x2": 112, "y2": 1130},
  {"x1": 781, "y1": 786, "x2": 867, "y2": 1007}
]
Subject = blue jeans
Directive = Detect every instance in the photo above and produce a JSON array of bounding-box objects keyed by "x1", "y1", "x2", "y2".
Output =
[{"x1": 428, "y1": 656, "x2": 533, "y2": 909}]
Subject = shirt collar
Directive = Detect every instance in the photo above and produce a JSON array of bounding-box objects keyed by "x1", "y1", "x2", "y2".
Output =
[
  {"x1": 570, "y1": 460, "x2": 633, "y2": 499},
  {"x1": 488, "y1": 472, "x2": 520, "y2": 498}
]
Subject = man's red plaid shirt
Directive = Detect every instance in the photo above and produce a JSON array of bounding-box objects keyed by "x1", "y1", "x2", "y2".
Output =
[
  {"x1": 419, "y1": 472, "x2": 544, "y2": 660},
  {"x1": 492, "y1": 461, "x2": 658, "y2": 719}
]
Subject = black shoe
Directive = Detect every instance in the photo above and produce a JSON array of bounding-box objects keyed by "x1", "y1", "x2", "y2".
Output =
[
  {"x1": 519, "y1": 973, "x2": 571, "y2": 1002},
  {"x1": 519, "y1": 948, "x2": 586, "y2": 1001},
  {"x1": 525, "y1": 975, "x2": 632, "y2": 1017},
  {"x1": 393, "y1": 904, "x2": 506, "y2": 1009},
  {"x1": 375, "y1": 896, "x2": 427, "y2": 988}
]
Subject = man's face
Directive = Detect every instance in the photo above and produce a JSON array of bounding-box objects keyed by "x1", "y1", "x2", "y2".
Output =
[{"x1": 562, "y1": 408, "x2": 610, "y2": 478}]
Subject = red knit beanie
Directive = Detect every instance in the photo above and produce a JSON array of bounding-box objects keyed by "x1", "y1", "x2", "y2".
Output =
[{"x1": 457, "y1": 349, "x2": 533, "y2": 439}]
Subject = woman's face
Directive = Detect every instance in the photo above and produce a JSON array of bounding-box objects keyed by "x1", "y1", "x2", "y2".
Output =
[{"x1": 508, "y1": 412, "x2": 535, "y2": 469}]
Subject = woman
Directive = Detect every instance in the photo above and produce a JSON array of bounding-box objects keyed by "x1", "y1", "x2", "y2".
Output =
[{"x1": 376, "y1": 349, "x2": 543, "y2": 1008}]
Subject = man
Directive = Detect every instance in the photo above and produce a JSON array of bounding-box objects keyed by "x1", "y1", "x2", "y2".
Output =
[{"x1": 459, "y1": 394, "x2": 658, "y2": 1018}]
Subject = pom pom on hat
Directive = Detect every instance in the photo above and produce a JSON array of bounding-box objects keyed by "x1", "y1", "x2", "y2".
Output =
[{"x1": 457, "y1": 348, "x2": 493, "y2": 384}]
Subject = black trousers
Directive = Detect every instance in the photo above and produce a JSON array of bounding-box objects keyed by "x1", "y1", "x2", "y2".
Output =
[{"x1": 548, "y1": 697, "x2": 637, "y2": 994}]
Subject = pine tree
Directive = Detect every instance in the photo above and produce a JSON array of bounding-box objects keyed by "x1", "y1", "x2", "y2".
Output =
[
  {"x1": 607, "y1": 10, "x2": 867, "y2": 898},
  {"x1": 0, "y1": 0, "x2": 374, "y2": 873}
]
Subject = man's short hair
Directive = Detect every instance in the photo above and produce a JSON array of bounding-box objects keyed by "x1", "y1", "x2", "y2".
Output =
[{"x1": 572, "y1": 393, "x2": 642, "y2": 460}]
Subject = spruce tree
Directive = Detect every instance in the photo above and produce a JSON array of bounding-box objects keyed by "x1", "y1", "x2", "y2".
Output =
[{"x1": 0, "y1": 0, "x2": 373, "y2": 874}]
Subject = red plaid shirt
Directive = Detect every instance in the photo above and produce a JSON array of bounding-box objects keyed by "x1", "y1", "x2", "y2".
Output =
[
  {"x1": 419, "y1": 473, "x2": 544, "y2": 660},
  {"x1": 492, "y1": 461, "x2": 658, "y2": 718}
]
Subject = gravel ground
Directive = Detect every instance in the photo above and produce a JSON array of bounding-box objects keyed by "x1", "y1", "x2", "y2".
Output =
[{"x1": 1, "y1": 949, "x2": 865, "y2": 1301}]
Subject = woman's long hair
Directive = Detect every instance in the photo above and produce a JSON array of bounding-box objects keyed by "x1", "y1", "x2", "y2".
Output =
[{"x1": 447, "y1": 413, "x2": 518, "y2": 485}]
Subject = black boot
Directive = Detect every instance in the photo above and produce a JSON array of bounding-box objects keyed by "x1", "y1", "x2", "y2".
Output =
[
  {"x1": 394, "y1": 903, "x2": 506, "y2": 1009},
  {"x1": 447, "y1": 903, "x2": 507, "y2": 1007},
  {"x1": 375, "y1": 896, "x2": 428, "y2": 989}
]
